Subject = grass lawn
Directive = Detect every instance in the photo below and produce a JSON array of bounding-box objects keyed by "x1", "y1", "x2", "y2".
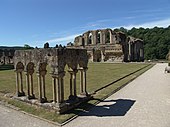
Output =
[{"x1": 0, "y1": 62, "x2": 154, "y2": 124}]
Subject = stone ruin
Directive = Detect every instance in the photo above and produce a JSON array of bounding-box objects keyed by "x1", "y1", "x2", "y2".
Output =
[
  {"x1": 13, "y1": 46, "x2": 91, "y2": 113},
  {"x1": 71, "y1": 29, "x2": 144, "y2": 62},
  {"x1": 0, "y1": 49, "x2": 15, "y2": 65}
]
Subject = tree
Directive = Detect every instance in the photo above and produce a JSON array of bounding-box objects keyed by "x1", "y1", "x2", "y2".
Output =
[
  {"x1": 23, "y1": 44, "x2": 33, "y2": 49},
  {"x1": 117, "y1": 26, "x2": 170, "y2": 59}
]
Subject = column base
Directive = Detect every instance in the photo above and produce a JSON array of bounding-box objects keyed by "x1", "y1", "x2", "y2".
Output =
[
  {"x1": 16, "y1": 91, "x2": 25, "y2": 97},
  {"x1": 69, "y1": 95, "x2": 77, "y2": 100},
  {"x1": 39, "y1": 97, "x2": 47, "y2": 103},
  {"x1": 27, "y1": 94, "x2": 36, "y2": 99},
  {"x1": 79, "y1": 92, "x2": 88, "y2": 97}
]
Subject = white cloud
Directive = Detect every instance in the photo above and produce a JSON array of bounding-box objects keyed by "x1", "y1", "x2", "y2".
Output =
[
  {"x1": 46, "y1": 34, "x2": 80, "y2": 45},
  {"x1": 41, "y1": 18, "x2": 170, "y2": 47},
  {"x1": 120, "y1": 18, "x2": 170, "y2": 29}
]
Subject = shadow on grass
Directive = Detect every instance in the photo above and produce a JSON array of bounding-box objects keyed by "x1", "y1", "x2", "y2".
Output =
[{"x1": 0, "y1": 64, "x2": 14, "y2": 71}]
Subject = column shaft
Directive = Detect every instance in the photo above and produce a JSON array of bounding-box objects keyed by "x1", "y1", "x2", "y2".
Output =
[
  {"x1": 73, "y1": 72, "x2": 77, "y2": 96},
  {"x1": 52, "y1": 77, "x2": 56, "y2": 103},
  {"x1": 69, "y1": 73, "x2": 73, "y2": 96},
  {"x1": 42, "y1": 75, "x2": 46, "y2": 99},
  {"x1": 83, "y1": 70, "x2": 87, "y2": 93},
  {"x1": 30, "y1": 74, "x2": 34, "y2": 96},
  {"x1": 80, "y1": 70, "x2": 83, "y2": 93},
  {"x1": 15, "y1": 72, "x2": 19, "y2": 96},
  {"x1": 38, "y1": 75, "x2": 42, "y2": 102},
  {"x1": 26, "y1": 73, "x2": 30, "y2": 97},
  {"x1": 56, "y1": 77, "x2": 61, "y2": 103},
  {"x1": 20, "y1": 72, "x2": 24, "y2": 93},
  {"x1": 60, "y1": 77, "x2": 64, "y2": 103}
]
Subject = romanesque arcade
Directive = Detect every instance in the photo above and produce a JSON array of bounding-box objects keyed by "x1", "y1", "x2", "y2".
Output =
[{"x1": 14, "y1": 47, "x2": 89, "y2": 113}]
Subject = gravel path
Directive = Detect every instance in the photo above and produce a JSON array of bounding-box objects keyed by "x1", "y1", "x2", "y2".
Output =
[
  {"x1": 0, "y1": 103, "x2": 58, "y2": 127},
  {"x1": 64, "y1": 63, "x2": 170, "y2": 127},
  {"x1": 1, "y1": 63, "x2": 170, "y2": 127}
]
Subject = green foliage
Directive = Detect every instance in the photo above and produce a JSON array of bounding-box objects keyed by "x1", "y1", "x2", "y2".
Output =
[
  {"x1": 23, "y1": 44, "x2": 34, "y2": 49},
  {"x1": 115, "y1": 26, "x2": 170, "y2": 60}
]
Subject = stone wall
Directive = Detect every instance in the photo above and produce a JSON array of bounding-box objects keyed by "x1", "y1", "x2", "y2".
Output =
[
  {"x1": 0, "y1": 49, "x2": 15, "y2": 65},
  {"x1": 14, "y1": 47, "x2": 91, "y2": 113},
  {"x1": 73, "y1": 29, "x2": 144, "y2": 62}
]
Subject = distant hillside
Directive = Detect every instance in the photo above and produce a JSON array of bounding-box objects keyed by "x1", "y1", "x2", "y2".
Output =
[
  {"x1": 0, "y1": 45, "x2": 34, "y2": 50},
  {"x1": 0, "y1": 46, "x2": 24, "y2": 50},
  {"x1": 114, "y1": 26, "x2": 170, "y2": 60}
]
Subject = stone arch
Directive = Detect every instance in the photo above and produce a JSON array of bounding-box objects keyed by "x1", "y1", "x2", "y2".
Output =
[
  {"x1": 14, "y1": 48, "x2": 90, "y2": 113},
  {"x1": 26, "y1": 62, "x2": 34, "y2": 74},
  {"x1": 105, "y1": 29, "x2": 111, "y2": 44},
  {"x1": 25, "y1": 62, "x2": 35, "y2": 99},
  {"x1": 88, "y1": 32, "x2": 92, "y2": 44},
  {"x1": 82, "y1": 32, "x2": 89, "y2": 45},
  {"x1": 97, "y1": 30, "x2": 101, "y2": 44},
  {"x1": 15, "y1": 62, "x2": 25, "y2": 96},
  {"x1": 36, "y1": 62, "x2": 47, "y2": 102}
]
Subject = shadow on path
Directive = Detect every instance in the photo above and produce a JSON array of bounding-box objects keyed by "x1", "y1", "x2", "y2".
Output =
[{"x1": 80, "y1": 99, "x2": 136, "y2": 117}]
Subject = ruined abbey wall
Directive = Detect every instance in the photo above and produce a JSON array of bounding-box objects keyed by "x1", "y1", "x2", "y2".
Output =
[
  {"x1": 73, "y1": 29, "x2": 144, "y2": 62},
  {"x1": 0, "y1": 49, "x2": 15, "y2": 65},
  {"x1": 14, "y1": 47, "x2": 90, "y2": 113}
]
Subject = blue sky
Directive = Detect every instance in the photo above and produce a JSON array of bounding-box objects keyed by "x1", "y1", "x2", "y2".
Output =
[{"x1": 0, "y1": 0, "x2": 170, "y2": 47}]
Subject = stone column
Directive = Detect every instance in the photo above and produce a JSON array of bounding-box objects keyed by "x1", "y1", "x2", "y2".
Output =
[
  {"x1": 52, "y1": 76, "x2": 57, "y2": 103},
  {"x1": 92, "y1": 31, "x2": 97, "y2": 45},
  {"x1": 110, "y1": 31, "x2": 113, "y2": 44},
  {"x1": 68, "y1": 69, "x2": 78, "y2": 99},
  {"x1": 19, "y1": 72, "x2": 24, "y2": 95},
  {"x1": 56, "y1": 77, "x2": 60, "y2": 103},
  {"x1": 69, "y1": 72, "x2": 73, "y2": 99},
  {"x1": 60, "y1": 77, "x2": 64, "y2": 103},
  {"x1": 37, "y1": 73, "x2": 43, "y2": 102},
  {"x1": 79, "y1": 69, "x2": 83, "y2": 94},
  {"x1": 51, "y1": 72, "x2": 65, "y2": 104},
  {"x1": 79, "y1": 67, "x2": 88, "y2": 96},
  {"x1": 15, "y1": 72, "x2": 19, "y2": 96},
  {"x1": 91, "y1": 49, "x2": 95, "y2": 62},
  {"x1": 15, "y1": 69, "x2": 25, "y2": 97},
  {"x1": 100, "y1": 31, "x2": 103, "y2": 44},
  {"x1": 25, "y1": 72, "x2": 31, "y2": 98},
  {"x1": 101, "y1": 48, "x2": 105, "y2": 62},
  {"x1": 73, "y1": 70, "x2": 77, "y2": 97},
  {"x1": 30, "y1": 74, "x2": 34, "y2": 98},
  {"x1": 42, "y1": 75, "x2": 46, "y2": 101},
  {"x1": 101, "y1": 31, "x2": 106, "y2": 44},
  {"x1": 83, "y1": 68, "x2": 87, "y2": 94}
]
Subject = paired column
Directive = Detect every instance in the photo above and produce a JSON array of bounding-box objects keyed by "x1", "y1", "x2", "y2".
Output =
[
  {"x1": 79, "y1": 67, "x2": 88, "y2": 96},
  {"x1": 68, "y1": 69, "x2": 78, "y2": 100},
  {"x1": 37, "y1": 72, "x2": 47, "y2": 103},
  {"x1": 25, "y1": 72, "x2": 35, "y2": 99},
  {"x1": 51, "y1": 72, "x2": 65, "y2": 104},
  {"x1": 15, "y1": 71, "x2": 25, "y2": 97}
]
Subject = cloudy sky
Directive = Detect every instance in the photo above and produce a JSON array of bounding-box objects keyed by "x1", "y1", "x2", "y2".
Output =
[{"x1": 0, "y1": 0, "x2": 170, "y2": 47}]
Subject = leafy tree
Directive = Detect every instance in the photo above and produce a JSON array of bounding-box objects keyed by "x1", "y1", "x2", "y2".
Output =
[
  {"x1": 23, "y1": 44, "x2": 33, "y2": 49},
  {"x1": 115, "y1": 26, "x2": 170, "y2": 60}
]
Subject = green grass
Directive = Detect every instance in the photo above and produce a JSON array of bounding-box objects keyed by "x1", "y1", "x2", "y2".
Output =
[{"x1": 0, "y1": 62, "x2": 154, "y2": 124}]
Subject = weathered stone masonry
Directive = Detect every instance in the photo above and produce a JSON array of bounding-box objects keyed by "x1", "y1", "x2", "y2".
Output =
[
  {"x1": 73, "y1": 29, "x2": 144, "y2": 62},
  {"x1": 14, "y1": 47, "x2": 90, "y2": 113},
  {"x1": 0, "y1": 49, "x2": 15, "y2": 65}
]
